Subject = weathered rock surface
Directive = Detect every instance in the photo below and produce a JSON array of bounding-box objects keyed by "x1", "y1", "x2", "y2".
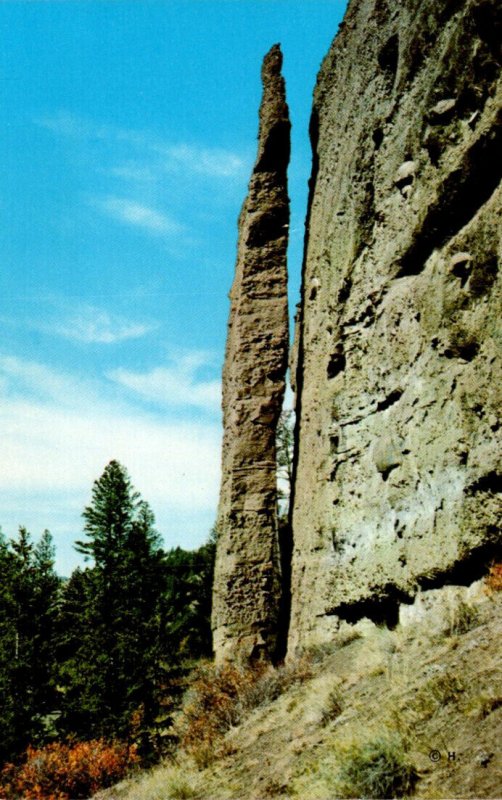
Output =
[
  {"x1": 288, "y1": 0, "x2": 501, "y2": 653},
  {"x1": 212, "y1": 44, "x2": 290, "y2": 663}
]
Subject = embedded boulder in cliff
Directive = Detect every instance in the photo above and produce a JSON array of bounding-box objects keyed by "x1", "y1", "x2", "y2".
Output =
[
  {"x1": 212, "y1": 44, "x2": 290, "y2": 663},
  {"x1": 289, "y1": 0, "x2": 501, "y2": 653}
]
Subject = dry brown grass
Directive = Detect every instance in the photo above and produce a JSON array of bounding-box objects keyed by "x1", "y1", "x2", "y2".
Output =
[
  {"x1": 94, "y1": 589, "x2": 502, "y2": 800},
  {"x1": 175, "y1": 657, "x2": 313, "y2": 767}
]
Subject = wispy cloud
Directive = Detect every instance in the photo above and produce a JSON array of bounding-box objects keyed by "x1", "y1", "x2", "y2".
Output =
[
  {"x1": 48, "y1": 304, "x2": 157, "y2": 344},
  {"x1": 109, "y1": 350, "x2": 221, "y2": 413},
  {"x1": 37, "y1": 111, "x2": 247, "y2": 181},
  {"x1": 107, "y1": 163, "x2": 157, "y2": 183},
  {"x1": 0, "y1": 355, "x2": 85, "y2": 406},
  {"x1": 36, "y1": 111, "x2": 146, "y2": 148},
  {"x1": 0, "y1": 353, "x2": 221, "y2": 571},
  {"x1": 157, "y1": 143, "x2": 246, "y2": 179},
  {"x1": 93, "y1": 196, "x2": 184, "y2": 235}
]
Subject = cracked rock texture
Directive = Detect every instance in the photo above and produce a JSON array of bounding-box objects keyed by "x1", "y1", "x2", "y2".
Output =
[
  {"x1": 212, "y1": 44, "x2": 290, "y2": 663},
  {"x1": 288, "y1": 0, "x2": 501, "y2": 653}
]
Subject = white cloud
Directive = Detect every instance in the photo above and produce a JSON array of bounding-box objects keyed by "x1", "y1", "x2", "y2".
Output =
[
  {"x1": 49, "y1": 305, "x2": 156, "y2": 344},
  {"x1": 159, "y1": 143, "x2": 246, "y2": 179},
  {"x1": 0, "y1": 353, "x2": 222, "y2": 571},
  {"x1": 108, "y1": 163, "x2": 157, "y2": 183},
  {"x1": 37, "y1": 111, "x2": 247, "y2": 181},
  {"x1": 0, "y1": 355, "x2": 88, "y2": 406},
  {"x1": 0, "y1": 396, "x2": 220, "y2": 506},
  {"x1": 35, "y1": 111, "x2": 145, "y2": 148},
  {"x1": 109, "y1": 350, "x2": 221, "y2": 413},
  {"x1": 94, "y1": 196, "x2": 184, "y2": 235}
]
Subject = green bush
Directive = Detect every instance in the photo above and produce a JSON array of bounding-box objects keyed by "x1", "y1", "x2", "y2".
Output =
[
  {"x1": 332, "y1": 735, "x2": 417, "y2": 799},
  {"x1": 320, "y1": 686, "x2": 344, "y2": 725}
]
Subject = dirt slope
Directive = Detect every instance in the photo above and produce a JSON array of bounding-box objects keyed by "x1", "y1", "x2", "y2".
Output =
[{"x1": 96, "y1": 581, "x2": 501, "y2": 799}]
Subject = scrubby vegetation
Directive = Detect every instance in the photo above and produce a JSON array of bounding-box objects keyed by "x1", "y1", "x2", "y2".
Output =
[
  {"x1": 1, "y1": 456, "x2": 500, "y2": 800},
  {"x1": 177, "y1": 658, "x2": 312, "y2": 767},
  {"x1": 91, "y1": 581, "x2": 501, "y2": 800},
  {"x1": 0, "y1": 460, "x2": 215, "y2": 796},
  {"x1": 328, "y1": 735, "x2": 418, "y2": 799},
  {"x1": 485, "y1": 561, "x2": 502, "y2": 594},
  {"x1": 0, "y1": 740, "x2": 138, "y2": 800}
]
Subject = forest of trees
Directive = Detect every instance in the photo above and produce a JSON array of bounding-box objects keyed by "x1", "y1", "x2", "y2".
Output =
[
  {"x1": 0, "y1": 460, "x2": 216, "y2": 770},
  {"x1": 0, "y1": 413, "x2": 293, "y2": 796}
]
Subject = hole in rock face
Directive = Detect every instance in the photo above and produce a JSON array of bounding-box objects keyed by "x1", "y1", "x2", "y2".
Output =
[
  {"x1": 328, "y1": 584, "x2": 413, "y2": 629},
  {"x1": 470, "y1": 254, "x2": 498, "y2": 297},
  {"x1": 381, "y1": 464, "x2": 398, "y2": 481},
  {"x1": 326, "y1": 541, "x2": 501, "y2": 632},
  {"x1": 376, "y1": 389, "x2": 403, "y2": 412},
  {"x1": 465, "y1": 471, "x2": 501, "y2": 495},
  {"x1": 373, "y1": 128, "x2": 384, "y2": 150},
  {"x1": 327, "y1": 348, "x2": 346, "y2": 379},
  {"x1": 444, "y1": 330, "x2": 479, "y2": 361},
  {"x1": 338, "y1": 277, "x2": 352, "y2": 304},
  {"x1": 417, "y1": 540, "x2": 501, "y2": 590},
  {"x1": 451, "y1": 258, "x2": 472, "y2": 288},
  {"x1": 424, "y1": 132, "x2": 444, "y2": 167},
  {"x1": 378, "y1": 34, "x2": 399, "y2": 79},
  {"x1": 246, "y1": 206, "x2": 288, "y2": 248}
]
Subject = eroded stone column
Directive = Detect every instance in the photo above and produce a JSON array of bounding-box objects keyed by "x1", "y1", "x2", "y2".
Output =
[{"x1": 212, "y1": 44, "x2": 290, "y2": 663}]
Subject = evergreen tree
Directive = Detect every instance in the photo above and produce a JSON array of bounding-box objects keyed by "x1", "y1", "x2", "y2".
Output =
[
  {"x1": 0, "y1": 530, "x2": 18, "y2": 764},
  {"x1": 162, "y1": 532, "x2": 215, "y2": 661},
  {"x1": 59, "y1": 461, "x2": 167, "y2": 745},
  {"x1": 0, "y1": 528, "x2": 60, "y2": 764},
  {"x1": 56, "y1": 566, "x2": 100, "y2": 737}
]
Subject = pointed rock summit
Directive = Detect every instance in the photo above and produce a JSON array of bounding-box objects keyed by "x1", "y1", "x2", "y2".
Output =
[{"x1": 212, "y1": 44, "x2": 290, "y2": 663}]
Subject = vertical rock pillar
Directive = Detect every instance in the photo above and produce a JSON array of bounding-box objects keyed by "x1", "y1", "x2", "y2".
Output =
[{"x1": 212, "y1": 44, "x2": 290, "y2": 663}]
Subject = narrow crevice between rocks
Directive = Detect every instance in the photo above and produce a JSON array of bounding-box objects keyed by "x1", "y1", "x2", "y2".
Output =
[
  {"x1": 275, "y1": 516, "x2": 293, "y2": 663},
  {"x1": 279, "y1": 107, "x2": 321, "y2": 660}
]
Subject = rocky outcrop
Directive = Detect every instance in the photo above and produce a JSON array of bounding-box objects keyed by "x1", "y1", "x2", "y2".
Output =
[
  {"x1": 288, "y1": 0, "x2": 501, "y2": 652},
  {"x1": 212, "y1": 45, "x2": 290, "y2": 663}
]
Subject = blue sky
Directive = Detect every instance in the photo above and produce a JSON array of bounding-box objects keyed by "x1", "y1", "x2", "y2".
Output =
[{"x1": 0, "y1": 0, "x2": 346, "y2": 575}]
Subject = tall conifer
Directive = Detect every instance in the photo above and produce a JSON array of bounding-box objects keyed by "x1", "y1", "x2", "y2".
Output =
[{"x1": 59, "y1": 461, "x2": 166, "y2": 744}]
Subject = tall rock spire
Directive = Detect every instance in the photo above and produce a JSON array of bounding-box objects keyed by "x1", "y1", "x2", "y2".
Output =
[{"x1": 212, "y1": 44, "x2": 290, "y2": 663}]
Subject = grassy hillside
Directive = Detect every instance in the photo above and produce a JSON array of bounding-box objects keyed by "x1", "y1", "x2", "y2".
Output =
[{"x1": 95, "y1": 575, "x2": 501, "y2": 799}]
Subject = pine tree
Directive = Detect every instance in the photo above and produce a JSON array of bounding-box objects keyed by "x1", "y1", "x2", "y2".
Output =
[
  {"x1": 162, "y1": 533, "x2": 215, "y2": 661},
  {"x1": 0, "y1": 530, "x2": 18, "y2": 764},
  {"x1": 0, "y1": 528, "x2": 60, "y2": 764},
  {"x1": 59, "y1": 461, "x2": 167, "y2": 745}
]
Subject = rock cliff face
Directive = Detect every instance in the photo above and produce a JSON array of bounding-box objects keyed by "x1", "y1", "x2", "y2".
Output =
[
  {"x1": 288, "y1": 0, "x2": 501, "y2": 652},
  {"x1": 212, "y1": 45, "x2": 290, "y2": 663}
]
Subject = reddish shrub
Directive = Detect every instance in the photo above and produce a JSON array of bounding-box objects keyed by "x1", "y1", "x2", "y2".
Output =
[
  {"x1": 177, "y1": 657, "x2": 313, "y2": 768},
  {"x1": 485, "y1": 561, "x2": 502, "y2": 594},
  {"x1": 0, "y1": 739, "x2": 138, "y2": 799}
]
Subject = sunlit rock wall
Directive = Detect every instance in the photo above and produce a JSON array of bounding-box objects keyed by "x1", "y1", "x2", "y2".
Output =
[{"x1": 289, "y1": 0, "x2": 501, "y2": 652}]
